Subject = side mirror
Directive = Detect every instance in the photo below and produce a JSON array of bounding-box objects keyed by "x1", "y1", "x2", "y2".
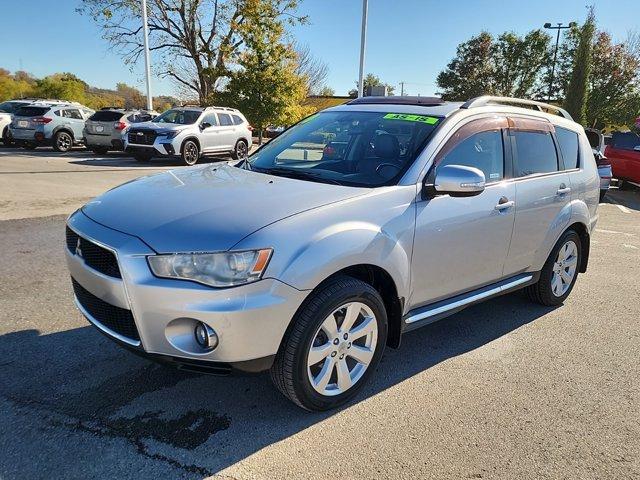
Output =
[
  {"x1": 634, "y1": 145, "x2": 640, "y2": 152},
  {"x1": 200, "y1": 122, "x2": 212, "y2": 130},
  {"x1": 430, "y1": 164, "x2": 486, "y2": 198}
]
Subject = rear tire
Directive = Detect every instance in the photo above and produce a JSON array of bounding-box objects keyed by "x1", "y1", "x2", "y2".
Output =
[
  {"x1": 53, "y1": 131, "x2": 73, "y2": 152},
  {"x1": 2, "y1": 127, "x2": 14, "y2": 147},
  {"x1": 231, "y1": 139, "x2": 248, "y2": 160},
  {"x1": 525, "y1": 230, "x2": 581, "y2": 306},
  {"x1": 270, "y1": 275, "x2": 388, "y2": 411}
]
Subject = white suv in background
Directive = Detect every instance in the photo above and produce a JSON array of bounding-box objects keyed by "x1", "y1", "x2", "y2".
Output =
[{"x1": 124, "y1": 106, "x2": 252, "y2": 165}]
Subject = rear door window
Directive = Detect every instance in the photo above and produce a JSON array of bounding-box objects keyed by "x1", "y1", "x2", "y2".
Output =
[
  {"x1": 513, "y1": 131, "x2": 559, "y2": 177},
  {"x1": 555, "y1": 127, "x2": 580, "y2": 170},
  {"x1": 218, "y1": 113, "x2": 233, "y2": 126}
]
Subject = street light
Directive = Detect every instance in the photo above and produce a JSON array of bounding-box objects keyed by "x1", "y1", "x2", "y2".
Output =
[
  {"x1": 544, "y1": 21, "x2": 577, "y2": 102},
  {"x1": 357, "y1": 0, "x2": 369, "y2": 98},
  {"x1": 141, "y1": 0, "x2": 153, "y2": 110}
]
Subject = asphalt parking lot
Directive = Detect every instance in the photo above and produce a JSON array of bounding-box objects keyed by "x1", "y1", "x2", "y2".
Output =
[{"x1": 0, "y1": 147, "x2": 639, "y2": 479}]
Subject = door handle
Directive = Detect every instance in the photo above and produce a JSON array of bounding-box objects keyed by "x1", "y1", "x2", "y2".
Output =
[
  {"x1": 495, "y1": 197, "x2": 515, "y2": 210},
  {"x1": 557, "y1": 183, "x2": 571, "y2": 195}
]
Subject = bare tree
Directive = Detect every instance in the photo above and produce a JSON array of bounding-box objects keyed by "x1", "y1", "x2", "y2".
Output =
[
  {"x1": 294, "y1": 43, "x2": 329, "y2": 95},
  {"x1": 78, "y1": 0, "x2": 306, "y2": 104}
]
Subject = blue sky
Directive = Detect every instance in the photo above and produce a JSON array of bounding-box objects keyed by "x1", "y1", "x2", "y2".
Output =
[{"x1": 1, "y1": 0, "x2": 639, "y2": 97}]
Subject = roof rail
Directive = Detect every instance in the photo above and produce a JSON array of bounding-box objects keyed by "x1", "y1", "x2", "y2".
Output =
[{"x1": 461, "y1": 96, "x2": 573, "y2": 121}]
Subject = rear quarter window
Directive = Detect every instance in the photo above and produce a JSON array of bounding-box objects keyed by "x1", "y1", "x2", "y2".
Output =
[
  {"x1": 513, "y1": 131, "x2": 559, "y2": 177},
  {"x1": 555, "y1": 127, "x2": 580, "y2": 170},
  {"x1": 232, "y1": 114, "x2": 244, "y2": 125}
]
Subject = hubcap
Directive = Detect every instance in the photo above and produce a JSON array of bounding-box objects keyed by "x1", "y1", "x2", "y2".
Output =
[
  {"x1": 237, "y1": 141, "x2": 247, "y2": 159},
  {"x1": 185, "y1": 143, "x2": 198, "y2": 164},
  {"x1": 551, "y1": 240, "x2": 578, "y2": 297},
  {"x1": 58, "y1": 133, "x2": 71, "y2": 150},
  {"x1": 307, "y1": 302, "x2": 377, "y2": 396}
]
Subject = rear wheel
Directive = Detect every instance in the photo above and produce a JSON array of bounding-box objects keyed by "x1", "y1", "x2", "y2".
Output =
[
  {"x1": 231, "y1": 139, "x2": 248, "y2": 160},
  {"x1": 181, "y1": 140, "x2": 200, "y2": 166},
  {"x1": 53, "y1": 131, "x2": 73, "y2": 152},
  {"x1": 92, "y1": 146, "x2": 109, "y2": 155},
  {"x1": 525, "y1": 230, "x2": 581, "y2": 306},
  {"x1": 271, "y1": 276, "x2": 387, "y2": 411},
  {"x1": 2, "y1": 127, "x2": 14, "y2": 147}
]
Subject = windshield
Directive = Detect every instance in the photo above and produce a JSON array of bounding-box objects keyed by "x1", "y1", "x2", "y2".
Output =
[
  {"x1": 246, "y1": 111, "x2": 441, "y2": 187},
  {"x1": 153, "y1": 109, "x2": 201, "y2": 125}
]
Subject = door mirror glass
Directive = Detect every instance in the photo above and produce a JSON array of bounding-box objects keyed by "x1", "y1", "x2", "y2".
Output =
[{"x1": 433, "y1": 164, "x2": 486, "y2": 197}]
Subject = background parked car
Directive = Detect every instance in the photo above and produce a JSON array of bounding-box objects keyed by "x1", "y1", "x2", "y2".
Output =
[
  {"x1": 585, "y1": 128, "x2": 611, "y2": 201},
  {"x1": 0, "y1": 99, "x2": 34, "y2": 146},
  {"x1": 604, "y1": 131, "x2": 640, "y2": 189},
  {"x1": 264, "y1": 125, "x2": 286, "y2": 138},
  {"x1": 124, "y1": 106, "x2": 252, "y2": 165},
  {"x1": 10, "y1": 101, "x2": 94, "y2": 152},
  {"x1": 84, "y1": 108, "x2": 156, "y2": 154}
]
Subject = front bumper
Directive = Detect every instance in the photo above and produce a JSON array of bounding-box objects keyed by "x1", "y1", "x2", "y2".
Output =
[
  {"x1": 66, "y1": 210, "x2": 308, "y2": 371},
  {"x1": 125, "y1": 134, "x2": 178, "y2": 156}
]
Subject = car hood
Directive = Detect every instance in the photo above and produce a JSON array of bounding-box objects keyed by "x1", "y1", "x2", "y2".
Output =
[
  {"x1": 131, "y1": 121, "x2": 188, "y2": 132},
  {"x1": 81, "y1": 164, "x2": 366, "y2": 253}
]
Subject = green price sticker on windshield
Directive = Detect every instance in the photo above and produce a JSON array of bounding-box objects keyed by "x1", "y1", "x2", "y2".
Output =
[{"x1": 383, "y1": 113, "x2": 439, "y2": 124}]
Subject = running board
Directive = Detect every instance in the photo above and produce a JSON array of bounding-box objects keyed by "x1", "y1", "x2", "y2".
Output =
[{"x1": 402, "y1": 273, "x2": 537, "y2": 332}]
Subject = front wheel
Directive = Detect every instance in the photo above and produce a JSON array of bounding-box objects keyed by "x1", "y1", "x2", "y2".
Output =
[
  {"x1": 271, "y1": 276, "x2": 388, "y2": 411},
  {"x1": 53, "y1": 131, "x2": 73, "y2": 152},
  {"x1": 181, "y1": 140, "x2": 200, "y2": 166},
  {"x1": 525, "y1": 230, "x2": 581, "y2": 306}
]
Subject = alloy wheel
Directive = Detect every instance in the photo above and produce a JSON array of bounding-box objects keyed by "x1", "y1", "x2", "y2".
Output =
[
  {"x1": 236, "y1": 141, "x2": 248, "y2": 159},
  {"x1": 307, "y1": 302, "x2": 378, "y2": 396},
  {"x1": 57, "y1": 132, "x2": 72, "y2": 151},
  {"x1": 551, "y1": 240, "x2": 578, "y2": 297},
  {"x1": 184, "y1": 142, "x2": 198, "y2": 165}
]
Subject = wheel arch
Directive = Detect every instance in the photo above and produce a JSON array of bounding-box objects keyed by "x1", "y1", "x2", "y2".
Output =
[
  {"x1": 180, "y1": 136, "x2": 201, "y2": 153},
  {"x1": 52, "y1": 125, "x2": 74, "y2": 139},
  {"x1": 566, "y1": 222, "x2": 590, "y2": 273}
]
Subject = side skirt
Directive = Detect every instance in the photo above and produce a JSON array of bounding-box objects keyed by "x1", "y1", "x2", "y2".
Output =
[{"x1": 402, "y1": 272, "x2": 540, "y2": 333}]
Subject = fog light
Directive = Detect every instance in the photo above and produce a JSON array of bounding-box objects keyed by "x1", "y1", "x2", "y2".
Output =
[{"x1": 194, "y1": 322, "x2": 218, "y2": 350}]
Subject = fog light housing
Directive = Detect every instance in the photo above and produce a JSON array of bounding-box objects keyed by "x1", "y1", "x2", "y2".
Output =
[{"x1": 194, "y1": 322, "x2": 218, "y2": 350}]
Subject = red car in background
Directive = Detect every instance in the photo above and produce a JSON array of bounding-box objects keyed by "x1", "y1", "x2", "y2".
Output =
[{"x1": 604, "y1": 131, "x2": 640, "y2": 188}]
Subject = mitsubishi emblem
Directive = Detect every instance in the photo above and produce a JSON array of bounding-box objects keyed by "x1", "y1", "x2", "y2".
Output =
[{"x1": 75, "y1": 237, "x2": 83, "y2": 258}]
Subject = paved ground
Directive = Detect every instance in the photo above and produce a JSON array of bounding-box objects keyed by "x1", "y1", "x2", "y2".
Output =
[{"x1": 0, "y1": 147, "x2": 639, "y2": 479}]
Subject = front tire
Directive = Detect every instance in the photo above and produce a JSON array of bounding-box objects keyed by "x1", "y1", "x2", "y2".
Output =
[
  {"x1": 53, "y1": 131, "x2": 73, "y2": 152},
  {"x1": 525, "y1": 230, "x2": 581, "y2": 306},
  {"x1": 271, "y1": 276, "x2": 388, "y2": 411},
  {"x1": 181, "y1": 140, "x2": 200, "y2": 166}
]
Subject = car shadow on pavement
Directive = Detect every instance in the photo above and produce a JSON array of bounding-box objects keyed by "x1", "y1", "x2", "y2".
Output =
[
  {"x1": 0, "y1": 293, "x2": 557, "y2": 479},
  {"x1": 605, "y1": 187, "x2": 640, "y2": 212}
]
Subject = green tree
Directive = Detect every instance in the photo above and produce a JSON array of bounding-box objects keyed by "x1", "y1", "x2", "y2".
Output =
[
  {"x1": 348, "y1": 73, "x2": 396, "y2": 97},
  {"x1": 586, "y1": 31, "x2": 640, "y2": 129},
  {"x1": 317, "y1": 86, "x2": 335, "y2": 96},
  {"x1": 564, "y1": 10, "x2": 596, "y2": 125},
  {"x1": 116, "y1": 83, "x2": 145, "y2": 108},
  {"x1": 0, "y1": 70, "x2": 36, "y2": 101},
  {"x1": 78, "y1": 0, "x2": 306, "y2": 104},
  {"x1": 436, "y1": 32, "x2": 494, "y2": 100},
  {"x1": 217, "y1": 1, "x2": 312, "y2": 143},
  {"x1": 32, "y1": 73, "x2": 87, "y2": 103}
]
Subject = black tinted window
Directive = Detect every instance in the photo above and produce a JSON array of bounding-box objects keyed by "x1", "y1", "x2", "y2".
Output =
[
  {"x1": 90, "y1": 111, "x2": 123, "y2": 122},
  {"x1": 218, "y1": 113, "x2": 233, "y2": 126},
  {"x1": 15, "y1": 106, "x2": 49, "y2": 117},
  {"x1": 514, "y1": 131, "x2": 558, "y2": 177},
  {"x1": 437, "y1": 130, "x2": 504, "y2": 182},
  {"x1": 232, "y1": 114, "x2": 243, "y2": 125},
  {"x1": 0, "y1": 101, "x2": 29, "y2": 113},
  {"x1": 555, "y1": 127, "x2": 579, "y2": 170},
  {"x1": 612, "y1": 132, "x2": 640, "y2": 150}
]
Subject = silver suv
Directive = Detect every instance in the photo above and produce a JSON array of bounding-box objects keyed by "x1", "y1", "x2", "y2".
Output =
[
  {"x1": 10, "y1": 101, "x2": 94, "y2": 152},
  {"x1": 124, "y1": 106, "x2": 252, "y2": 165},
  {"x1": 84, "y1": 108, "x2": 156, "y2": 154},
  {"x1": 65, "y1": 96, "x2": 599, "y2": 411}
]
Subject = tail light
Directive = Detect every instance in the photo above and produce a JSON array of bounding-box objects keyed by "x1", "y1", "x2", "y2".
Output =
[
  {"x1": 247, "y1": 124, "x2": 254, "y2": 132},
  {"x1": 32, "y1": 117, "x2": 52, "y2": 124},
  {"x1": 596, "y1": 156, "x2": 610, "y2": 167},
  {"x1": 114, "y1": 121, "x2": 127, "y2": 130}
]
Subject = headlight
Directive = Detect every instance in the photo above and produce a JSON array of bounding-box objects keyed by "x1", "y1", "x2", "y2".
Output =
[
  {"x1": 162, "y1": 130, "x2": 180, "y2": 139},
  {"x1": 147, "y1": 249, "x2": 272, "y2": 287}
]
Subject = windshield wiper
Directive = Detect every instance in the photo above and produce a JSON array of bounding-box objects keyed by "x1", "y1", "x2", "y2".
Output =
[{"x1": 259, "y1": 167, "x2": 345, "y2": 185}]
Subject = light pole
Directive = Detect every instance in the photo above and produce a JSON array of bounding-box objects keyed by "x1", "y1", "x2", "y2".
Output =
[
  {"x1": 141, "y1": 0, "x2": 153, "y2": 110},
  {"x1": 544, "y1": 21, "x2": 576, "y2": 102},
  {"x1": 357, "y1": 0, "x2": 368, "y2": 98}
]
